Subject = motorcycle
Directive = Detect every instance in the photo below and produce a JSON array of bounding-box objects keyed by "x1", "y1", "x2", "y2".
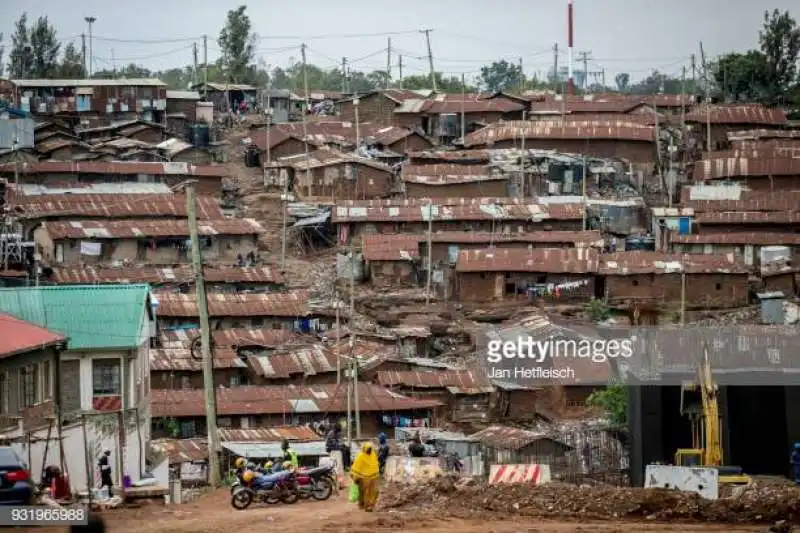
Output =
[
  {"x1": 230, "y1": 467, "x2": 271, "y2": 494},
  {"x1": 294, "y1": 465, "x2": 335, "y2": 501},
  {"x1": 231, "y1": 470, "x2": 298, "y2": 510}
]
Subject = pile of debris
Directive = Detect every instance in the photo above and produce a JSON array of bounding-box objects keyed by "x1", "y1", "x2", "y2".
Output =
[{"x1": 378, "y1": 476, "x2": 800, "y2": 524}]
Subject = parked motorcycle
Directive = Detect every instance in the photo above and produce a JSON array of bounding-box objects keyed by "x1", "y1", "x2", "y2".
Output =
[
  {"x1": 231, "y1": 470, "x2": 298, "y2": 510},
  {"x1": 230, "y1": 466, "x2": 272, "y2": 494},
  {"x1": 294, "y1": 465, "x2": 335, "y2": 501}
]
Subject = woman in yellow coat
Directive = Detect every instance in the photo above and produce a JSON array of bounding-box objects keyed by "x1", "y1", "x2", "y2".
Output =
[{"x1": 350, "y1": 442, "x2": 380, "y2": 511}]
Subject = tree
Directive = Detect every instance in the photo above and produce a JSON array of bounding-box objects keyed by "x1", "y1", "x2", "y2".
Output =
[
  {"x1": 28, "y1": 16, "x2": 60, "y2": 78},
  {"x1": 400, "y1": 72, "x2": 473, "y2": 93},
  {"x1": 758, "y1": 8, "x2": 800, "y2": 105},
  {"x1": 8, "y1": 13, "x2": 32, "y2": 78},
  {"x1": 712, "y1": 51, "x2": 768, "y2": 102},
  {"x1": 479, "y1": 60, "x2": 522, "y2": 92},
  {"x1": 59, "y1": 42, "x2": 85, "y2": 78},
  {"x1": 586, "y1": 383, "x2": 627, "y2": 426},
  {"x1": 615, "y1": 72, "x2": 630, "y2": 92},
  {"x1": 94, "y1": 63, "x2": 152, "y2": 80},
  {"x1": 217, "y1": 5, "x2": 257, "y2": 84}
]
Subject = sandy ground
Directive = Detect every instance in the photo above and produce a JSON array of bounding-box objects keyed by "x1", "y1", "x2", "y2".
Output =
[{"x1": 35, "y1": 488, "x2": 770, "y2": 533}]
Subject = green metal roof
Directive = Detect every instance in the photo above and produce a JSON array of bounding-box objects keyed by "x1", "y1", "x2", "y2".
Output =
[{"x1": 0, "y1": 284, "x2": 152, "y2": 350}]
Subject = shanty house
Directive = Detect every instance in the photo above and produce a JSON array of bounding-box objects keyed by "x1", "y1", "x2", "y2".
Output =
[
  {"x1": 34, "y1": 218, "x2": 264, "y2": 265},
  {"x1": 599, "y1": 251, "x2": 750, "y2": 308},
  {"x1": 692, "y1": 155, "x2": 800, "y2": 192},
  {"x1": 153, "y1": 289, "x2": 331, "y2": 332},
  {"x1": 684, "y1": 104, "x2": 788, "y2": 151},
  {"x1": 332, "y1": 199, "x2": 585, "y2": 246},
  {"x1": 165, "y1": 90, "x2": 199, "y2": 122},
  {"x1": 270, "y1": 147, "x2": 394, "y2": 200},
  {"x1": 12, "y1": 78, "x2": 168, "y2": 122},
  {"x1": 670, "y1": 233, "x2": 800, "y2": 268},
  {"x1": 363, "y1": 125, "x2": 433, "y2": 153},
  {"x1": 150, "y1": 383, "x2": 442, "y2": 438},
  {"x1": 0, "y1": 161, "x2": 228, "y2": 196},
  {"x1": 455, "y1": 248, "x2": 599, "y2": 301},
  {"x1": 375, "y1": 369, "x2": 495, "y2": 424},
  {"x1": 361, "y1": 233, "x2": 421, "y2": 287},
  {"x1": 401, "y1": 164, "x2": 509, "y2": 198},
  {"x1": 471, "y1": 425, "x2": 572, "y2": 473},
  {"x1": 156, "y1": 138, "x2": 213, "y2": 165},
  {"x1": 76, "y1": 120, "x2": 167, "y2": 145},
  {"x1": 463, "y1": 120, "x2": 656, "y2": 164},
  {"x1": 190, "y1": 83, "x2": 258, "y2": 113},
  {"x1": 337, "y1": 89, "x2": 426, "y2": 127},
  {"x1": 0, "y1": 284, "x2": 154, "y2": 493}
]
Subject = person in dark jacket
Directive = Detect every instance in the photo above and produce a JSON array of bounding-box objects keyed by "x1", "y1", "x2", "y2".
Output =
[
  {"x1": 408, "y1": 431, "x2": 425, "y2": 458},
  {"x1": 325, "y1": 424, "x2": 351, "y2": 469},
  {"x1": 377, "y1": 433, "x2": 390, "y2": 475},
  {"x1": 98, "y1": 450, "x2": 113, "y2": 496}
]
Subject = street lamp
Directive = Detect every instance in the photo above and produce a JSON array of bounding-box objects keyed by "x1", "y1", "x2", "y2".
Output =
[{"x1": 84, "y1": 17, "x2": 96, "y2": 78}]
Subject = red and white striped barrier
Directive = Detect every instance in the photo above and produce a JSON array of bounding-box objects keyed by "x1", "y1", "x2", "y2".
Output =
[{"x1": 489, "y1": 464, "x2": 551, "y2": 485}]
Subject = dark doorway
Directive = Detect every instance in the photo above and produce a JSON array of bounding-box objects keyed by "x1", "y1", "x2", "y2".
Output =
[{"x1": 727, "y1": 385, "x2": 788, "y2": 476}]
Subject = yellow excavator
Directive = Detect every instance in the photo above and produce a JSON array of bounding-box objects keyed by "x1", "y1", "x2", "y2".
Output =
[{"x1": 675, "y1": 346, "x2": 751, "y2": 485}]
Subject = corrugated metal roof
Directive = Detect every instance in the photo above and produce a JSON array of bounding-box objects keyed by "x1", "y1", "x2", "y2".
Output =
[
  {"x1": 401, "y1": 164, "x2": 501, "y2": 185},
  {"x1": 51, "y1": 265, "x2": 283, "y2": 285},
  {"x1": 693, "y1": 156, "x2": 800, "y2": 180},
  {"x1": 14, "y1": 78, "x2": 167, "y2": 87},
  {"x1": 254, "y1": 121, "x2": 417, "y2": 153},
  {"x1": 0, "y1": 313, "x2": 66, "y2": 359},
  {"x1": 0, "y1": 161, "x2": 228, "y2": 178},
  {"x1": 362, "y1": 234, "x2": 420, "y2": 261},
  {"x1": 44, "y1": 218, "x2": 264, "y2": 239},
  {"x1": 156, "y1": 290, "x2": 310, "y2": 318},
  {"x1": 18, "y1": 193, "x2": 223, "y2": 219},
  {"x1": 670, "y1": 232, "x2": 800, "y2": 246},
  {"x1": 218, "y1": 427, "x2": 320, "y2": 442},
  {"x1": 470, "y1": 425, "x2": 569, "y2": 450},
  {"x1": 463, "y1": 120, "x2": 655, "y2": 148},
  {"x1": 166, "y1": 90, "x2": 200, "y2": 100},
  {"x1": 35, "y1": 138, "x2": 91, "y2": 155},
  {"x1": 150, "y1": 438, "x2": 208, "y2": 464},
  {"x1": 332, "y1": 202, "x2": 583, "y2": 223},
  {"x1": 160, "y1": 328, "x2": 306, "y2": 349},
  {"x1": 376, "y1": 370, "x2": 490, "y2": 393},
  {"x1": 0, "y1": 284, "x2": 151, "y2": 350},
  {"x1": 221, "y1": 440, "x2": 342, "y2": 458},
  {"x1": 149, "y1": 346, "x2": 242, "y2": 371},
  {"x1": 407, "y1": 150, "x2": 491, "y2": 164},
  {"x1": 271, "y1": 146, "x2": 391, "y2": 173},
  {"x1": 456, "y1": 247, "x2": 599, "y2": 273},
  {"x1": 684, "y1": 190, "x2": 800, "y2": 212},
  {"x1": 426, "y1": 230, "x2": 604, "y2": 247},
  {"x1": 695, "y1": 211, "x2": 800, "y2": 225},
  {"x1": 151, "y1": 383, "x2": 443, "y2": 417},
  {"x1": 19, "y1": 182, "x2": 172, "y2": 195},
  {"x1": 684, "y1": 104, "x2": 787, "y2": 125},
  {"x1": 727, "y1": 129, "x2": 800, "y2": 141},
  {"x1": 598, "y1": 251, "x2": 749, "y2": 275}
]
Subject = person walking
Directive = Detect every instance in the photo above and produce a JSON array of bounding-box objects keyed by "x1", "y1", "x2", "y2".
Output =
[
  {"x1": 98, "y1": 450, "x2": 113, "y2": 496},
  {"x1": 377, "y1": 433, "x2": 390, "y2": 476},
  {"x1": 350, "y1": 443, "x2": 380, "y2": 512}
]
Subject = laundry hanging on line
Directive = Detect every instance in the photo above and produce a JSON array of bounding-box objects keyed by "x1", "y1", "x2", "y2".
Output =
[{"x1": 526, "y1": 278, "x2": 591, "y2": 297}]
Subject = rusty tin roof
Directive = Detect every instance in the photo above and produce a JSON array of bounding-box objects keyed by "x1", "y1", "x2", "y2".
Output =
[
  {"x1": 427, "y1": 230, "x2": 604, "y2": 247},
  {"x1": 51, "y1": 265, "x2": 283, "y2": 285},
  {"x1": 156, "y1": 290, "x2": 311, "y2": 318},
  {"x1": 684, "y1": 190, "x2": 800, "y2": 212},
  {"x1": 270, "y1": 146, "x2": 391, "y2": 172},
  {"x1": 463, "y1": 120, "x2": 656, "y2": 147},
  {"x1": 670, "y1": 232, "x2": 800, "y2": 246},
  {"x1": 598, "y1": 251, "x2": 749, "y2": 275},
  {"x1": 470, "y1": 425, "x2": 566, "y2": 450},
  {"x1": 401, "y1": 164, "x2": 502, "y2": 185},
  {"x1": 159, "y1": 327, "x2": 307, "y2": 349},
  {"x1": 218, "y1": 427, "x2": 320, "y2": 442},
  {"x1": 693, "y1": 156, "x2": 800, "y2": 180},
  {"x1": 333, "y1": 201, "x2": 583, "y2": 223},
  {"x1": 150, "y1": 438, "x2": 208, "y2": 464},
  {"x1": 456, "y1": 247, "x2": 599, "y2": 273},
  {"x1": 407, "y1": 150, "x2": 491, "y2": 164},
  {"x1": 149, "y1": 347, "x2": 241, "y2": 371},
  {"x1": 0, "y1": 161, "x2": 228, "y2": 177},
  {"x1": 362, "y1": 233, "x2": 420, "y2": 261},
  {"x1": 695, "y1": 211, "x2": 800, "y2": 225},
  {"x1": 684, "y1": 104, "x2": 787, "y2": 125},
  {"x1": 45, "y1": 218, "x2": 265, "y2": 239},
  {"x1": 150, "y1": 383, "x2": 443, "y2": 417},
  {"x1": 376, "y1": 370, "x2": 490, "y2": 391},
  {"x1": 18, "y1": 193, "x2": 223, "y2": 219}
]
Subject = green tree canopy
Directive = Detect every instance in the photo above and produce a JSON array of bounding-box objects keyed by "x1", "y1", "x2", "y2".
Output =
[
  {"x1": 479, "y1": 60, "x2": 522, "y2": 92},
  {"x1": 217, "y1": 5, "x2": 257, "y2": 84}
]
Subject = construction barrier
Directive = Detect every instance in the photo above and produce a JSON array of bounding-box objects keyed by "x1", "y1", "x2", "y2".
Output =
[
  {"x1": 644, "y1": 465, "x2": 719, "y2": 500},
  {"x1": 384, "y1": 456, "x2": 443, "y2": 483},
  {"x1": 488, "y1": 464, "x2": 551, "y2": 485}
]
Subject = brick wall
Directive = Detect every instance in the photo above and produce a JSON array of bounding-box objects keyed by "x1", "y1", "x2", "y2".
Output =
[
  {"x1": 368, "y1": 261, "x2": 417, "y2": 287},
  {"x1": 605, "y1": 272, "x2": 749, "y2": 308}
]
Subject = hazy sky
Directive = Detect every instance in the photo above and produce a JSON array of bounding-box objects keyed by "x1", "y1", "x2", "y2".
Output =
[{"x1": 1, "y1": 0, "x2": 796, "y2": 84}]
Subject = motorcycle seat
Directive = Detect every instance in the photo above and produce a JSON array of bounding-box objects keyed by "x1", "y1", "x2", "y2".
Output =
[
  {"x1": 257, "y1": 470, "x2": 292, "y2": 484},
  {"x1": 303, "y1": 466, "x2": 332, "y2": 477}
]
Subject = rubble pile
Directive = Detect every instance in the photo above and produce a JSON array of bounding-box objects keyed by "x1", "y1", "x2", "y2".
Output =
[{"x1": 378, "y1": 477, "x2": 800, "y2": 524}]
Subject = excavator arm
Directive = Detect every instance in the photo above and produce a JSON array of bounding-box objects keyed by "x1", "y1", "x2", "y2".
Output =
[{"x1": 698, "y1": 347, "x2": 722, "y2": 467}]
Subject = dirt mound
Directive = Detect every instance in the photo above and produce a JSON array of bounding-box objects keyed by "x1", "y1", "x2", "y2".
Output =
[{"x1": 378, "y1": 477, "x2": 800, "y2": 524}]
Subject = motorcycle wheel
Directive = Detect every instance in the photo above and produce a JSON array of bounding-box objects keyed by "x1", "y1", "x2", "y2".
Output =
[
  {"x1": 265, "y1": 496, "x2": 280, "y2": 504},
  {"x1": 280, "y1": 490, "x2": 299, "y2": 504},
  {"x1": 231, "y1": 488, "x2": 253, "y2": 510},
  {"x1": 310, "y1": 478, "x2": 333, "y2": 501}
]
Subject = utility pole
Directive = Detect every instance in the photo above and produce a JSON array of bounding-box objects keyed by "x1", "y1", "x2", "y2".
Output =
[
  {"x1": 111, "y1": 49, "x2": 116, "y2": 79},
  {"x1": 341, "y1": 57, "x2": 348, "y2": 94},
  {"x1": 352, "y1": 337, "x2": 360, "y2": 439},
  {"x1": 420, "y1": 29, "x2": 437, "y2": 92},
  {"x1": 581, "y1": 155, "x2": 587, "y2": 230},
  {"x1": 84, "y1": 17, "x2": 96, "y2": 78},
  {"x1": 460, "y1": 73, "x2": 466, "y2": 140},
  {"x1": 425, "y1": 201, "x2": 433, "y2": 305},
  {"x1": 335, "y1": 300, "x2": 341, "y2": 385},
  {"x1": 552, "y1": 42, "x2": 559, "y2": 87},
  {"x1": 520, "y1": 110, "x2": 526, "y2": 197},
  {"x1": 81, "y1": 34, "x2": 87, "y2": 78},
  {"x1": 518, "y1": 57, "x2": 524, "y2": 94},
  {"x1": 680, "y1": 66, "x2": 686, "y2": 129},
  {"x1": 398, "y1": 55, "x2": 403, "y2": 88},
  {"x1": 192, "y1": 43, "x2": 199, "y2": 87},
  {"x1": 690, "y1": 54, "x2": 697, "y2": 96},
  {"x1": 186, "y1": 182, "x2": 220, "y2": 487},
  {"x1": 699, "y1": 42, "x2": 711, "y2": 153},
  {"x1": 386, "y1": 38, "x2": 392, "y2": 89},
  {"x1": 202, "y1": 35, "x2": 208, "y2": 100},
  {"x1": 577, "y1": 51, "x2": 592, "y2": 91},
  {"x1": 264, "y1": 64, "x2": 272, "y2": 187}
]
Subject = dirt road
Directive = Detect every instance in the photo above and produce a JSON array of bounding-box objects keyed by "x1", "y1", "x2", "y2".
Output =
[{"x1": 37, "y1": 489, "x2": 770, "y2": 533}]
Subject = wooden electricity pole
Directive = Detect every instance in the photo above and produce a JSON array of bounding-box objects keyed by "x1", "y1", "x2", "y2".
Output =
[{"x1": 187, "y1": 183, "x2": 220, "y2": 487}]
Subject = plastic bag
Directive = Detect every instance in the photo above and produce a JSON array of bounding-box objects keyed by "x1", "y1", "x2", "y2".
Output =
[{"x1": 348, "y1": 482, "x2": 360, "y2": 503}]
